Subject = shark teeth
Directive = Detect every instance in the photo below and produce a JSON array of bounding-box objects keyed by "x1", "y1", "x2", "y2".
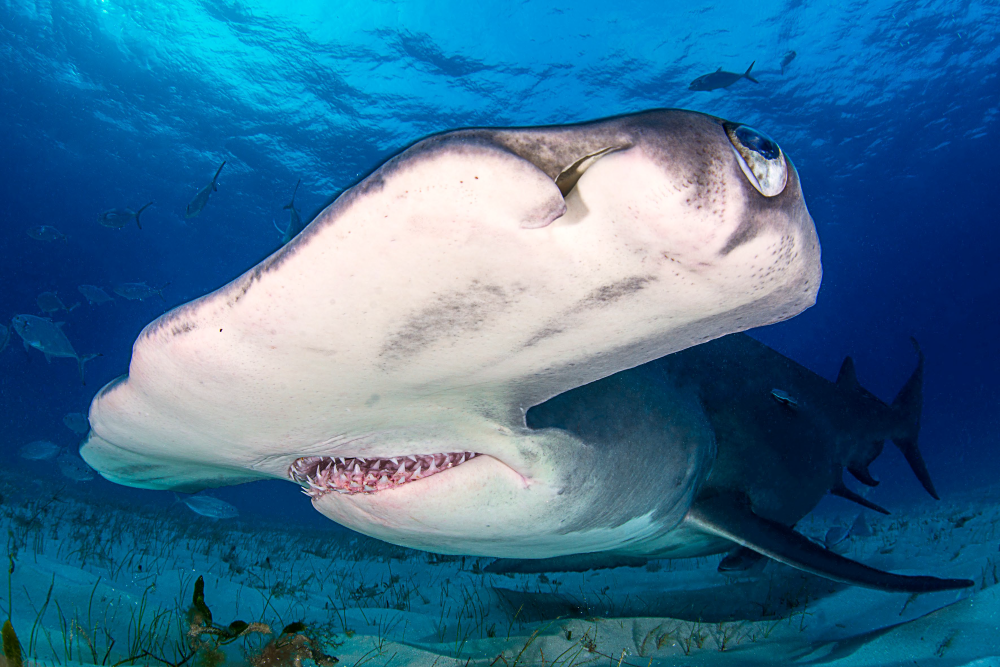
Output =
[{"x1": 288, "y1": 451, "x2": 479, "y2": 499}]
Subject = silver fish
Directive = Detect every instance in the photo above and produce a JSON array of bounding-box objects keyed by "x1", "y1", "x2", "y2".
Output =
[
  {"x1": 11, "y1": 314, "x2": 101, "y2": 384},
  {"x1": 114, "y1": 282, "x2": 168, "y2": 301},
  {"x1": 98, "y1": 202, "x2": 153, "y2": 230},
  {"x1": 176, "y1": 494, "x2": 239, "y2": 519},
  {"x1": 63, "y1": 412, "x2": 90, "y2": 435},
  {"x1": 37, "y1": 291, "x2": 79, "y2": 315},
  {"x1": 273, "y1": 179, "x2": 304, "y2": 244},
  {"x1": 58, "y1": 454, "x2": 95, "y2": 481},
  {"x1": 824, "y1": 525, "x2": 850, "y2": 548},
  {"x1": 689, "y1": 62, "x2": 759, "y2": 91},
  {"x1": 781, "y1": 50, "x2": 797, "y2": 75},
  {"x1": 20, "y1": 440, "x2": 61, "y2": 460},
  {"x1": 26, "y1": 225, "x2": 67, "y2": 242},
  {"x1": 185, "y1": 161, "x2": 226, "y2": 218},
  {"x1": 78, "y1": 285, "x2": 115, "y2": 305}
]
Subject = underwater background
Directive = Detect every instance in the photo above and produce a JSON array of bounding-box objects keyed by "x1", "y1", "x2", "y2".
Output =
[{"x1": 1, "y1": 0, "x2": 998, "y2": 665}]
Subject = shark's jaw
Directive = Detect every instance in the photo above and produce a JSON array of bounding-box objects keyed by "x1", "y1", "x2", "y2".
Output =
[{"x1": 288, "y1": 451, "x2": 482, "y2": 497}]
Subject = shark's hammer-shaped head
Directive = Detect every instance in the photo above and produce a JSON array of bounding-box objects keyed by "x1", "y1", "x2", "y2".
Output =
[{"x1": 81, "y1": 109, "x2": 820, "y2": 557}]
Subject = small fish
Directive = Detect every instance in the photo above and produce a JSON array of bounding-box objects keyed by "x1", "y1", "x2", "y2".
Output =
[
  {"x1": 688, "y1": 61, "x2": 759, "y2": 91},
  {"x1": 175, "y1": 493, "x2": 239, "y2": 519},
  {"x1": 78, "y1": 285, "x2": 115, "y2": 305},
  {"x1": 20, "y1": 440, "x2": 61, "y2": 460},
  {"x1": 98, "y1": 201, "x2": 154, "y2": 230},
  {"x1": 781, "y1": 50, "x2": 797, "y2": 75},
  {"x1": 824, "y1": 525, "x2": 850, "y2": 548},
  {"x1": 37, "y1": 291, "x2": 79, "y2": 315},
  {"x1": 11, "y1": 314, "x2": 101, "y2": 384},
  {"x1": 186, "y1": 161, "x2": 226, "y2": 219},
  {"x1": 114, "y1": 282, "x2": 169, "y2": 301},
  {"x1": 850, "y1": 512, "x2": 872, "y2": 538},
  {"x1": 63, "y1": 412, "x2": 90, "y2": 435},
  {"x1": 770, "y1": 388, "x2": 799, "y2": 409},
  {"x1": 273, "y1": 179, "x2": 304, "y2": 244},
  {"x1": 26, "y1": 225, "x2": 68, "y2": 242},
  {"x1": 58, "y1": 453, "x2": 96, "y2": 482}
]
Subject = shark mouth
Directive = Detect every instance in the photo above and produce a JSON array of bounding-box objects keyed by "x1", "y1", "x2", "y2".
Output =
[{"x1": 288, "y1": 451, "x2": 480, "y2": 498}]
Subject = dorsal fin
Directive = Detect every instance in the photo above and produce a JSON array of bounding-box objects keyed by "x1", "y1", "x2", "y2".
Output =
[
  {"x1": 687, "y1": 493, "x2": 971, "y2": 592},
  {"x1": 837, "y1": 356, "x2": 859, "y2": 389}
]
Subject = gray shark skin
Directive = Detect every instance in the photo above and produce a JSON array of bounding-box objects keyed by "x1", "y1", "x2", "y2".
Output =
[
  {"x1": 185, "y1": 161, "x2": 226, "y2": 219},
  {"x1": 11, "y1": 314, "x2": 100, "y2": 384},
  {"x1": 689, "y1": 62, "x2": 759, "y2": 91},
  {"x1": 274, "y1": 179, "x2": 305, "y2": 244},
  {"x1": 82, "y1": 109, "x2": 825, "y2": 589},
  {"x1": 98, "y1": 201, "x2": 153, "y2": 230},
  {"x1": 488, "y1": 334, "x2": 971, "y2": 593}
]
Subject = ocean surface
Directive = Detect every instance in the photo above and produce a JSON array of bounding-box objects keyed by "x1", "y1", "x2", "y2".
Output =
[{"x1": 1, "y1": 0, "x2": 998, "y2": 665}]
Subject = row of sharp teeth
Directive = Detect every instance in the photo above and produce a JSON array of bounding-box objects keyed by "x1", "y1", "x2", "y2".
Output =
[{"x1": 288, "y1": 452, "x2": 478, "y2": 498}]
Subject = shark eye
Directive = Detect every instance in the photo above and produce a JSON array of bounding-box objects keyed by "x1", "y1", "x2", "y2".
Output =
[{"x1": 724, "y1": 123, "x2": 787, "y2": 197}]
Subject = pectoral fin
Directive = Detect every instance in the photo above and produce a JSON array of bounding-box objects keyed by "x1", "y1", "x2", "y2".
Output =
[{"x1": 687, "y1": 493, "x2": 972, "y2": 593}]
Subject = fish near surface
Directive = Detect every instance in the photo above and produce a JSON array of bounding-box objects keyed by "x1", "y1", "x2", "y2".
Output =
[
  {"x1": 26, "y1": 225, "x2": 67, "y2": 242},
  {"x1": 37, "y1": 291, "x2": 78, "y2": 315},
  {"x1": 98, "y1": 202, "x2": 153, "y2": 230},
  {"x1": 11, "y1": 314, "x2": 101, "y2": 384},
  {"x1": 185, "y1": 161, "x2": 226, "y2": 218},
  {"x1": 491, "y1": 334, "x2": 970, "y2": 592},
  {"x1": 274, "y1": 179, "x2": 305, "y2": 244},
  {"x1": 114, "y1": 282, "x2": 167, "y2": 301},
  {"x1": 78, "y1": 285, "x2": 115, "y2": 305},
  {"x1": 82, "y1": 109, "x2": 821, "y2": 575},
  {"x1": 689, "y1": 62, "x2": 759, "y2": 91},
  {"x1": 20, "y1": 440, "x2": 61, "y2": 460},
  {"x1": 58, "y1": 453, "x2": 95, "y2": 481},
  {"x1": 64, "y1": 412, "x2": 90, "y2": 435}
]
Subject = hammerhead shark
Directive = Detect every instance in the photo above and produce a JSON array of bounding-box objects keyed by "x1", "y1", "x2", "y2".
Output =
[{"x1": 78, "y1": 108, "x2": 966, "y2": 593}]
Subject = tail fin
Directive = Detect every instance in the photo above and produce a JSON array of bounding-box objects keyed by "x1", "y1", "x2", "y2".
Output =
[
  {"x1": 284, "y1": 179, "x2": 301, "y2": 210},
  {"x1": 212, "y1": 161, "x2": 226, "y2": 191},
  {"x1": 744, "y1": 61, "x2": 759, "y2": 84},
  {"x1": 78, "y1": 352, "x2": 102, "y2": 385},
  {"x1": 890, "y1": 338, "x2": 938, "y2": 499},
  {"x1": 135, "y1": 201, "x2": 154, "y2": 230},
  {"x1": 156, "y1": 282, "x2": 172, "y2": 302}
]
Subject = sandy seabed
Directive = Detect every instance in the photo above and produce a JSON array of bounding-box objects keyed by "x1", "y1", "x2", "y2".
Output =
[{"x1": 2, "y1": 470, "x2": 999, "y2": 667}]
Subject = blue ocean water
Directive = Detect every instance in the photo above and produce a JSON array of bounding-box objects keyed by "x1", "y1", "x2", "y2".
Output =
[{"x1": 0, "y1": 1, "x2": 998, "y2": 664}]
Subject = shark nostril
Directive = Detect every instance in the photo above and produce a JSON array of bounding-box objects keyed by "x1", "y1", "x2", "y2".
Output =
[{"x1": 289, "y1": 451, "x2": 480, "y2": 499}]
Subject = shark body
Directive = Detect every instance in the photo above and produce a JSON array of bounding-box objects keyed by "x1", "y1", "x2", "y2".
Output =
[{"x1": 73, "y1": 109, "x2": 965, "y2": 594}]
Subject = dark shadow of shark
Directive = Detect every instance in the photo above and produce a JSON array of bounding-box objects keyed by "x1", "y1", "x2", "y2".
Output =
[{"x1": 487, "y1": 334, "x2": 973, "y2": 594}]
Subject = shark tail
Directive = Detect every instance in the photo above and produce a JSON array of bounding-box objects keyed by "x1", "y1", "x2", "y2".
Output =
[
  {"x1": 744, "y1": 61, "x2": 759, "y2": 84},
  {"x1": 135, "y1": 201, "x2": 154, "y2": 230},
  {"x1": 212, "y1": 161, "x2": 226, "y2": 191},
  {"x1": 890, "y1": 338, "x2": 938, "y2": 499},
  {"x1": 78, "y1": 352, "x2": 102, "y2": 385}
]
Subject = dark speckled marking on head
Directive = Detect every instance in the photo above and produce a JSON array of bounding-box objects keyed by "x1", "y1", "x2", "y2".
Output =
[
  {"x1": 573, "y1": 276, "x2": 656, "y2": 312},
  {"x1": 380, "y1": 281, "x2": 516, "y2": 361}
]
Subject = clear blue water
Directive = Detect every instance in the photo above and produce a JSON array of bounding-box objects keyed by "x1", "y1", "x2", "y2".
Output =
[{"x1": 0, "y1": 0, "x2": 997, "y2": 524}]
